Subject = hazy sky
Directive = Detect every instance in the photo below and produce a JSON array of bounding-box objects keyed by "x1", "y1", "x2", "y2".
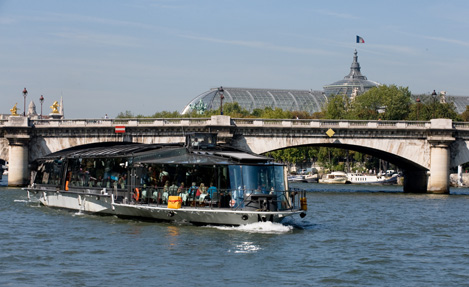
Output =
[{"x1": 1, "y1": 0, "x2": 469, "y2": 118}]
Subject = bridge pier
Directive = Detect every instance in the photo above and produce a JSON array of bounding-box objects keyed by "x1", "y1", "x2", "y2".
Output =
[
  {"x1": 427, "y1": 142, "x2": 451, "y2": 193},
  {"x1": 426, "y1": 119, "x2": 455, "y2": 194},
  {"x1": 7, "y1": 138, "x2": 30, "y2": 186},
  {"x1": 5, "y1": 116, "x2": 31, "y2": 187}
]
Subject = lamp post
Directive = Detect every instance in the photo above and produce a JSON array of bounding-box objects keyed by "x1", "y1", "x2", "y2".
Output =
[
  {"x1": 431, "y1": 90, "x2": 437, "y2": 119},
  {"x1": 39, "y1": 95, "x2": 44, "y2": 119},
  {"x1": 416, "y1": 97, "x2": 420, "y2": 120},
  {"x1": 218, "y1": 86, "x2": 224, "y2": 115},
  {"x1": 22, "y1": 87, "x2": 28, "y2": 116}
]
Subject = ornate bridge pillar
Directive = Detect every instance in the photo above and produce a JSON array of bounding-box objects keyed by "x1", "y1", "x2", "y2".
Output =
[
  {"x1": 426, "y1": 119, "x2": 455, "y2": 194},
  {"x1": 5, "y1": 116, "x2": 31, "y2": 186}
]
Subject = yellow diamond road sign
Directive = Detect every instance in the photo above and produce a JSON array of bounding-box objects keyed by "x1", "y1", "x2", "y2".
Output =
[{"x1": 326, "y1": 128, "x2": 335, "y2": 137}]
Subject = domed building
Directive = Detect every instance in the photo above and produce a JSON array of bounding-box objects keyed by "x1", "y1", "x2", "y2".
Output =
[
  {"x1": 323, "y1": 49, "x2": 380, "y2": 97},
  {"x1": 181, "y1": 50, "x2": 469, "y2": 115},
  {"x1": 181, "y1": 87, "x2": 327, "y2": 115}
]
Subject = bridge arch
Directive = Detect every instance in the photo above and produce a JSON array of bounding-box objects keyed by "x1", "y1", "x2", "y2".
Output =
[
  {"x1": 264, "y1": 143, "x2": 428, "y2": 173},
  {"x1": 235, "y1": 136, "x2": 431, "y2": 171}
]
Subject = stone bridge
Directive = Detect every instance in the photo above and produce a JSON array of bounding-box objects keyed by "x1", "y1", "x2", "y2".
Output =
[{"x1": 2, "y1": 115, "x2": 469, "y2": 193}]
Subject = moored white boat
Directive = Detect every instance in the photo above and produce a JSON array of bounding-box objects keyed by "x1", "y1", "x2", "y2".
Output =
[
  {"x1": 288, "y1": 174, "x2": 304, "y2": 182},
  {"x1": 303, "y1": 173, "x2": 318, "y2": 183},
  {"x1": 347, "y1": 173, "x2": 398, "y2": 184},
  {"x1": 318, "y1": 171, "x2": 348, "y2": 184}
]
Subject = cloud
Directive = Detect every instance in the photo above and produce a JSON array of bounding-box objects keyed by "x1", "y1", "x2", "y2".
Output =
[
  {"x1": 421, "y1": 35, "x2": 469, "y2": 48},
  {"x1": 51, "y1": 30, "x2": 142, "y2": 48},
  {"x1": 180, "y1": 34, "x2": 337, "y2": 56},
  {"x1": 313, "y1": 9, "x2": 360, "y2": 20}
]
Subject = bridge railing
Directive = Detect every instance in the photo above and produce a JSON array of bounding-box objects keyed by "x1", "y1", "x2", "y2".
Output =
[
  {"x1": 453, "y1": 122, "x2": 469, "y2": 129},
  {"x1": 11, "y1": 117, "x2": 457, "y2": 130},
  {"x1": 233, "y1": 118, "x2": 432, "y2": 129},
  {"x1": 30, "y1": 118, "x2": 213, "y2": 127}
]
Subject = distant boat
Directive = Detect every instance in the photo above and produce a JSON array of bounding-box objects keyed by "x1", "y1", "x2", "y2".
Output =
[
  {"x1": 347, "y1": 173, "x2": 398, "y2": 184},
  {"x1": 319, "y1": 171, "x2": 348, "y2": 184},
  {"x1": 288, "y1": 174, "x2": 304, "y2": 182},
  {"x1": 288, "y1": 173, "x2": 318, "y2": 183},
  {"x1": 303, "y1": 173, "x2": 318, "y2": 183}
]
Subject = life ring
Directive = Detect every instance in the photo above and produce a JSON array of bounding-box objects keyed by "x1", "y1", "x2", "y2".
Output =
[
  {"x1": 134, "y1": 188, "x2": 140, "y2": 202},
  {"x1": 229, "y1": 199, "x2": 236, "y2": 208}
]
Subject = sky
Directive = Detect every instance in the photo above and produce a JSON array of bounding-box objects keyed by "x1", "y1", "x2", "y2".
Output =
[{"x1": 1, "y1": 0, "x2": 469, "y2": 119}]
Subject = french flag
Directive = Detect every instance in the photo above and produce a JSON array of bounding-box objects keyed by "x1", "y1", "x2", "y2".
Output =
[{"x1": 356, "y1": 35, "x2": 365, "y2": 43}]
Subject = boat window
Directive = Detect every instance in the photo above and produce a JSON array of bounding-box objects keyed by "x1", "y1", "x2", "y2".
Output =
[
  {"x1": 134, "y1": 163, "x2": 229, "y2": 192},
  {"x1": 228, "y1": 165, "x2": 286, "y2": 193},
  {"x1": 65, "y1": 157, "x2": 128, "y2": 189},
  {"x1": 34, "y1": 160, "x2": 63, "y2": 186}
]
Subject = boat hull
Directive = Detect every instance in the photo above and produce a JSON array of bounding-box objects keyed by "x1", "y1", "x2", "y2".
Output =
[
  {"x1": 33, "y1": 189, "x2": 303, "y2": 226},
  {"x1": 113, "y1": 203, "x2": 300, "y2": 226},
  {"x1": 38, "y1": 190, "x2": 114, "y2": 214}
]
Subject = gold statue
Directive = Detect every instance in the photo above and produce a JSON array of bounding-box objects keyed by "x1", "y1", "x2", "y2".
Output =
[
  {"x1": 50, "y1": 101, "x2": 59, "y2": 114},
  {"x1": 10, "y1": 103, "x2": 19, "y2": 116}
]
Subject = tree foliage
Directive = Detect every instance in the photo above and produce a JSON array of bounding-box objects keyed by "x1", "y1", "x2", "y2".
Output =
[{"x1": 320, "y1": 84, "x2": 460, "y2": 121}]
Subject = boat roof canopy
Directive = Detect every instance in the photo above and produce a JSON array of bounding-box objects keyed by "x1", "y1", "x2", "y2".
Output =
[
  {"x1": 36, "y1": 141, "x2": 277, "y2": 165},
  {"x1": 38, "y1": 142, "x2": 175, "y2": 160}
]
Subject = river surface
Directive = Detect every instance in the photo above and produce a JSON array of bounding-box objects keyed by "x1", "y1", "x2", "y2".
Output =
[{"x1": 1, "y1": 176, "x2": 469, "y2": 286}]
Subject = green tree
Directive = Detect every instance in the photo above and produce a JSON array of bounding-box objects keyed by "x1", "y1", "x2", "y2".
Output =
[
  {"x1": 408, "y1": 93, "x2": 460, "y2": 121},
  {"x1": 349, "y1": 85, "x2": 412, "y2": 120},
  {"x1": 461, "y1": 106, "x2": 469, "y2": 121},
  {"x1": 323, "y1": 94, "x2": 350, "y2": 119},
  {"x1": 116, "y1": 110, "x2": 134, "y2": 118}
]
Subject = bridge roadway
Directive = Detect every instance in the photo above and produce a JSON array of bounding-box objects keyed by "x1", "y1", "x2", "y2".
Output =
[{"x1": 2, "y1": 115, "x2": 469, "y2": 193}]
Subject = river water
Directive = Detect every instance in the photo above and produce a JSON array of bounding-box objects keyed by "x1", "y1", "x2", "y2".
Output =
[{"x1": 1, "y1": 176, "x2": 469, "y2": 286}]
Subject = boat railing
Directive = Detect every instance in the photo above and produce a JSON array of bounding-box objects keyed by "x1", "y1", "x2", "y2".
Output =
[
  {"x1": 130, "y1": 186, "x2": 305, "y2": 211},
  {"x1": 27, "y1": 184, "x2": 115, "y2": 198}
]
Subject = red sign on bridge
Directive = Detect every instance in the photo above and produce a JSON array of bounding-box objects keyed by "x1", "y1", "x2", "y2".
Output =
[{"x1": 115, "y1": 126, "x2": 126, "y2": 133}]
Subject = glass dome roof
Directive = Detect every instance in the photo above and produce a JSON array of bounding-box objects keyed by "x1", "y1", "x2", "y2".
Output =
[
  {"x1": 323, "y1": 49, "x2": 380, "y2": 97},
  {"x1": 181, "y1": 87, "x2": 327, "y2": 114}
]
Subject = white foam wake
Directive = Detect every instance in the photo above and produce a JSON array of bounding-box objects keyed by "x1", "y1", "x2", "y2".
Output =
[{"x1": 209, "y1": 221, "x2": 293, "y2": 234}]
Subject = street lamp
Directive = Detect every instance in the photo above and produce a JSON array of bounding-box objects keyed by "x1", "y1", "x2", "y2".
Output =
[
  {"x1": 218, "y1": 86, "x2": 224, "y2": 115},
  {"x1": 39, "y1": 95, "x2": 44, "y2": 119},
  {"x1": 416, "y1": 97, "x2": 420, "y2": 120},
  {"x1": 431, "y1": 90, "x2": 437, "y2": 119},
  {"x1": 22, "y1": 87, "x2": 28, "y2": 116}
]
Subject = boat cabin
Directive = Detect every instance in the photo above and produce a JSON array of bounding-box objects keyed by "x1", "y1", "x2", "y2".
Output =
[{"x1": 31, "y1": 133, "x2": 297, "y2": 212}]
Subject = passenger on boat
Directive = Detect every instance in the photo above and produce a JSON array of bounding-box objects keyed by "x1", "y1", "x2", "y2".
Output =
[
  {"x1": 169, "y1": 182, "x2": 178, "y2": 196},
  {"x1": 197, "y1": 183, "x2": 208, "y2": 205},
  {"x1": 177, "y1": 182, "x2": 185, "y2": 194},
  {"x1": 196, "y1": 183, "x2": 206, "y2": 198},
  {"x1": 141, "y1": 184, "x2": 148, "y2": 203},
  {"x1": 162, "y1": 181, "x2": 169, "y2": 204},
  {"x1": 177, "y1": 182, "x2": 187, "y2": 205},
  {"x1": 118, "y1": 174, "x2": 127, "y2": 189},
  {"x1": 151, "y1": 187, "x2": 159, "y2": 204},
  {"x1": 207, "y1": 183, "x2": 217, "y2": 199},
  {"x1": 188, "y1": 182, "x2": 198, "y2": 206},
  {"x1": 159, "y1": 170, "x2": 169, "y2": 185},
  {"x1": 189, "y1": 182, "x2": 198, "y2": 197}
]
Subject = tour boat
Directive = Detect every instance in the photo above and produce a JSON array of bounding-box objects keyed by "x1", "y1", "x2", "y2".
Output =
[{"x1": 26, "y1": 133, "x2": 307, "y2": 226}]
